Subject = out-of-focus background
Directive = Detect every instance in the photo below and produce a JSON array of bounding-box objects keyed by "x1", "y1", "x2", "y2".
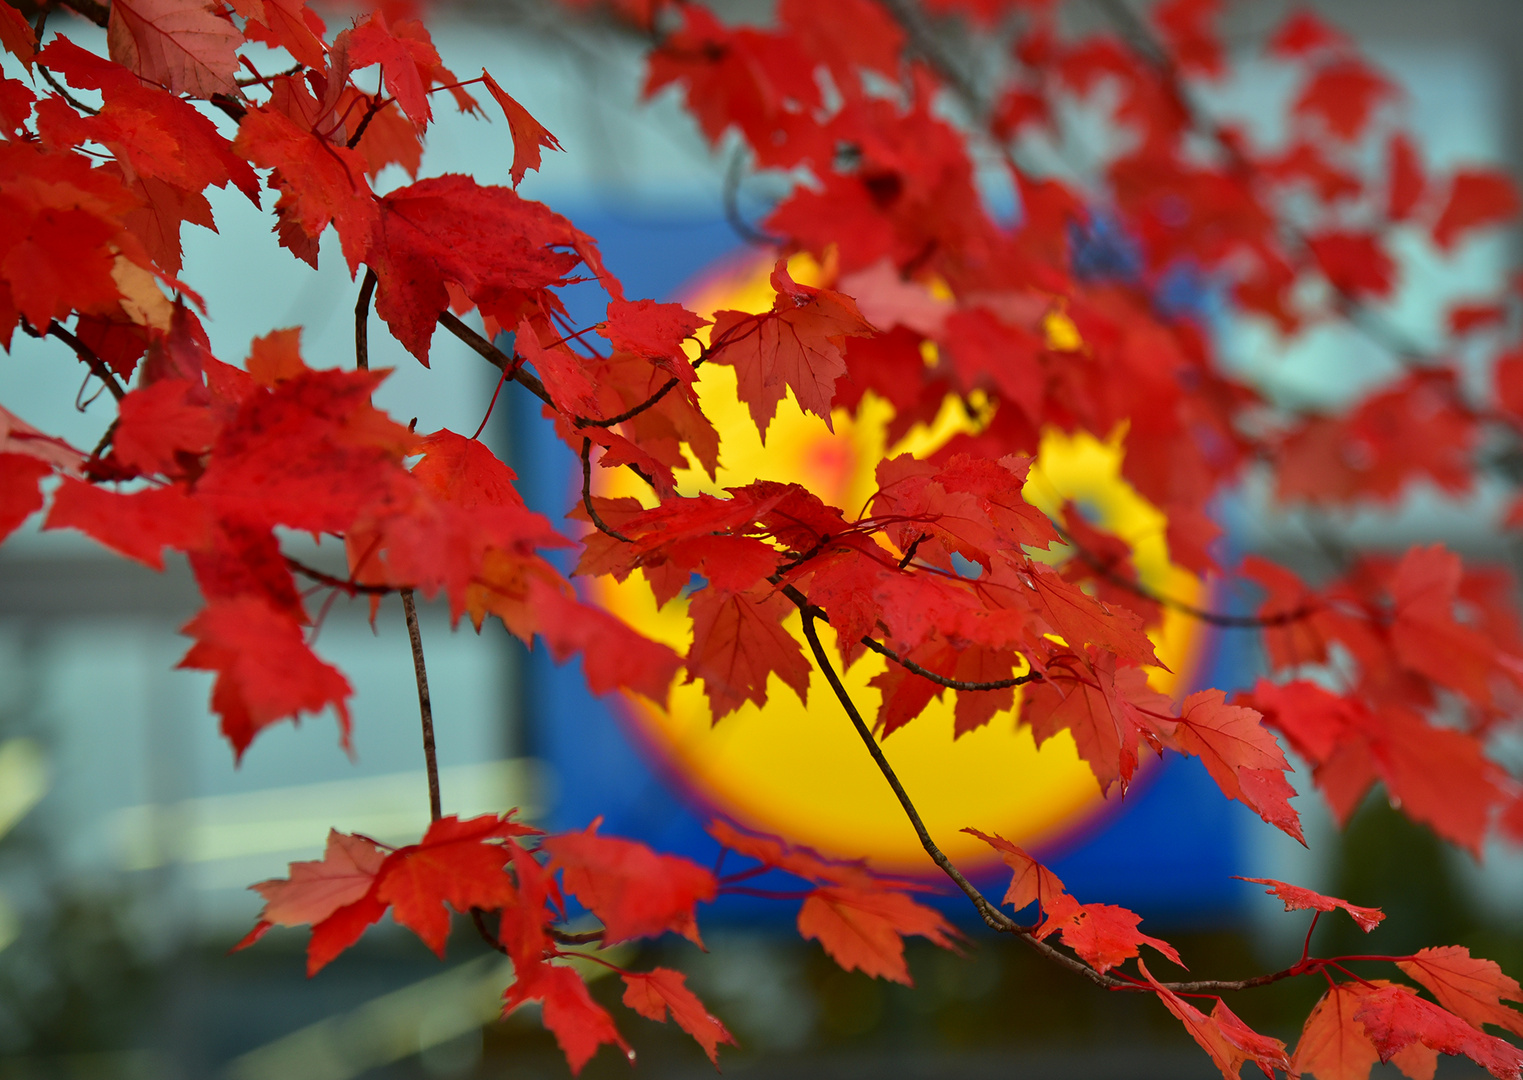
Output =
[{"x1": 2, "y1": 1, "x2": 1522, "y2": 1077}]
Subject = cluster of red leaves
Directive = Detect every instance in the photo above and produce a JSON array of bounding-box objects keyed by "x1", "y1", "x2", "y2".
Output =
[
  {"x1": 709, "y1": 819, "x2": 957, "y2": 985},
  {"x1": 238, "y1": 814, "x2": 733, "y2": 1072},
  {"x1": 4, "y1": 0, "x2": 1523, "y2": 1075}
]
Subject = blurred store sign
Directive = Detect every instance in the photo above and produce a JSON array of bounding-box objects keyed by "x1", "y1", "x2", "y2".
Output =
[
  {"x1": 519, "y1": 221, "x2": 1245, "y2": 918},
  {"x1": 589, "y1": 255, "x2": 1211, "y2": 871},
  {"x1": 109, "y1": 759, "x2": 543, "y2": 884}
]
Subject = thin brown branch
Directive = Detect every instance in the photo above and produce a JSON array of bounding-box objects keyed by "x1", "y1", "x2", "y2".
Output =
[
  {"x1": 37, "y1": 61, "x2": 98, "y2": 114},
  {"x1": 549, "y1": 927, "x2": 606, "y2": 946},
  {"x1": 470, "y1": 909, "x2": 510, "y2": 955},
  {"x1": 1050, "y1": 521, "x2": 1318, "y2": 629},
  {"x1": 798, "y1": 608, "x2": 1019, "y2": 935},
  {"x1": 580, "y1": 438, "x2": 631, "y2": 542},
  {"x1": 438, "y1": 310, "x2": 553, "y2": 408},
  {"x1": 858, "y1": 637, "x2": 1043, "y2": 691},
  {"x1": 873, "y1": 0, "x2": 989, "y2": 115},
  {"x1": 794, "y1": 593, "x2": 1324, "y2": 997},
  {"x1": 285, "y1": 556, "x2": 396, "y2": 596},
  {"x1": 347, "y1": 93, "x2": 390, "y2": 149},
  {"x1": 355, "y1": 267, "x2": 378, "y2": 371},
  {"x1": 25, "y1": 320, "x2": 125, "y2": 402},
  {"x1": 237, "y1": 61, "x2": 305, "y2": 88},
  {"x1": 89, "y1": 418, "x2": 118, "y2": 463},
  {"x1": 60, "y1": 0, "x2": 109, "y2": 27},
  {"x1": 401, "y1": 588, "x2": 443, "y2": 823},
  {"x1": 724, "y1": 144, "x2": 784, "y2": 248}
]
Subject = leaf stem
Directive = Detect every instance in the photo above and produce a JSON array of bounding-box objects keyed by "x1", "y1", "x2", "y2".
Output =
[
  {"x1": 25, "y1": 320, "x2": 124, "y2": 402},
  {"x1": 285, "y1": 556, "x2": 395, "y2": 596},
  {"x1": 581, "y1": 438, "x2": 631, "y2": 542},
  {"x1": 858, "y1": 636, "x2": 1043, "y2": 692},
  {"x1": 401, "y1": 588, "x2": 442, "y2": 823},
  {"x1": 1051, "y1": 520, "x2": 1317, "y2": 629},
  {"x1": 355, "y1": 267, "x2": 378, "y2": 371}
]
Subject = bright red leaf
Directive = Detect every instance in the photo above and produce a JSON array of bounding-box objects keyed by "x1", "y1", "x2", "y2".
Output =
[
  {"x1": 1433, "y1": 169, "x2": 1520, "y2": 251},
  {"x1": 178, "y1": 596, "x2": 353, "y2": 759},
  {"x1": 541, "y1": 824, "x2": 716, "y2": 946},
  {"x1": 481, "y1": 71, "x2": 563, "y2": 186},
  {"x1": 107, "y1": 0, "x2": 243, "y2": 98},
  {"x1": 1397, "y1": 947, "x2": 1523, "y2": 1038},
  {"x1": 1236, "y1": 877, "x2": 1384, "y2": 932},
  {"x1": 621, "y1": 968, "x2": 736, "y2": 1065},
  {"x1": 797, "y1": 885, "x2": 957, "y2": 985},
  {"x1": 43, "y1": 478, "x2": 208, "y2": 569},
  {"x1": 707, "y1": 260, "x2": 874, "y2": 439}
]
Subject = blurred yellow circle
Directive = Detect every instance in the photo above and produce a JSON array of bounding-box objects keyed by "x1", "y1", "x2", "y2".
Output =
[{"x1": 588, "y1": 256, "x2": 1206, "y2": 872}]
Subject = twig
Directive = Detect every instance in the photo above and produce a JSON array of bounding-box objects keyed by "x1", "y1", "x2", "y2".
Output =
[
  {"x1": 723, "y1": 144, "x2": 784, "y2": 248},
  {"x1": 347, "y1": 92, "x2": 390, "y2": 149},
  {"x1": 25, "y1": 320, "x2": 125, "y2": 402},
  {"x1": 799, "y1": 609, "x2": 1017, "y2": 934},
  {"x1": 401, "y1": 588, "x2": 443, "y2": 823},
  {"x1": 285, "y1": 556, "x2": 395, "y2": 596},
  {"x1": 355, "y1": 267, "x2": 378, "y2": 371},
  {"x1": 580, "y1": 438, "x2": 631, "y2": 542},
  {"x1": 60, "y1": 0, "x2": 109, "y2": 28},
  {"x1": 37, "y1": 62, "x2": 98, "y2": 114},
  {"x1": 796, "y1": 598, "x2": 1318, "y2": 996},
  {"x1": 1050, "y1": 521, "x2": 1317, "y2": 629},
  {"x1": 873, "y1": 0, "x2": 988, "y2": 116},
  {"x1": 89, "y1": 418, "x2": 118, "y2": 462},
  {"x1": 438, "y1": 311, "x2": 553, "y2": 407},
  {"x1": 858, "y1": 637, "x2": 1043, "y2": 692}
]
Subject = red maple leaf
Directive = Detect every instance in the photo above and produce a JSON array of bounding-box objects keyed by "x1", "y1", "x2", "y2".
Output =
[
  {"x1": 365, "y1": 176, "x2": 609, "y2": 361},
  {"x1": 1387, "y1": 132, "x2": 1426, "y2": 221},
  {"x1": 1397, "y1": 947, "x2": 1523, "y2": 1038},
  {"x1": 107, "y1": 0, "x2": 243, "y2": 98},
  {"x1": 1166, "y1": 690, "x2": 1304, "y2": 841},
  {"x1": 1388, "y1": 544, "x2": 1507, "y2": 705},
  {"x1": 685, "y1": 583, "x2": 812, "y2": 719},
  {"x1": 1433, "y1": 169, "x2": 1520, "y2": 251},
  {"x1": 1354, "y1": 983, "x2": 1523, "y2": 1079},
  {"x1": 250, "y1": 831, "x2": 387, "y2": 929},
  {"x1": 962, "y1": 827, "x2": 1079, "y2": 926},
  {"x1": 0, "y1": 3, "x2": 36, "y2": 70},
  {"x1": 233, "y1": 104, "x2": 378, "y2": 272},
  {"x1": 599, "y1": 297, "x2": 709, "y2": 383},
  {"x1": 110, "y1": 378, "x2": 218, "y2": 476},
  {"x1": 1051, "y1": 902, "x2": 1183, "y2": 975},
  {"x1": 178, "y1": 596, "x2": 353, "y2": 758},
  {"x1": 621, "y1": 968, "x2": 736, "y2": 1065},
  {"x1": 1236, "y1": 877, "x2": 1384, "y2": 932},
  {"x1": 343, "y1": 12, "x2": 442, "y2": 130},
  {"x1": 1307, "y1": 231, "x2": 1396, "y2": 299},
  {"x1": 1293, "y1": 58, "x2": 1393, "y2": 141},
  {"x1": 708, "y1": 818, "x2": 883, "y2": 890},
  {"x1": 43, "y1": 479, "x2": 209, "y2": 569},
  {"x1": 541, "y1": 823, "x2": 716, "y2": 946},
  {"x1": 1141, "y1": 958, "x2": 1290, "y2": 1079},
  {"x1": 375, "y1": 814, "x2": 524, "y2": 956},
  {"x1": 797, "y1": 885, "x2": 957, "y2": 985},
  {"x1": 481, "y1": 71, "x2": 563, "y2": 186},
  {"x1": 1269, "y1": 10, "x2": 1351, "y2": 58},
  {"x1": 707, "y1": 260, "x2": 875, "y2": 439},
  {"x1": 1292, "y1": 981, "x2": 1382, "y2": 1080},
  {"x1": 506, "y1": 963, "x2": 632, "y2": 1076},
  {"x1": 0, "y1": 453, "x2": 51, "y2": 543},
  {"x1": 228, "y1": 0, "x2": 326, "y2": 68}
]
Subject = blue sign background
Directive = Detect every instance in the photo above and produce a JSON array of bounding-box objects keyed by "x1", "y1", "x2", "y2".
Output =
[{"x1": 508, "y1": 208, "x2": 1267, "y2": 928}]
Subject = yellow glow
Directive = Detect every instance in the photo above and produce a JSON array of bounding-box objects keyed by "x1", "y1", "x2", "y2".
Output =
[{"x1": 588, "y1": 256, "x2": 1206, "y2": 871}]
